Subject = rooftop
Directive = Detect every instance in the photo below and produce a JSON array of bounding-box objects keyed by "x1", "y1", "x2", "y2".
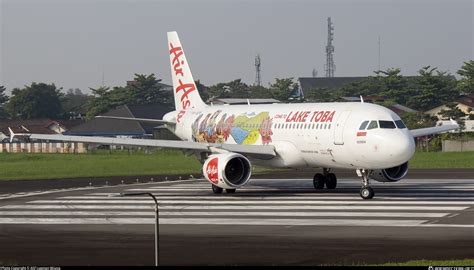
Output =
[{"x1": 64, "y1": 104, "x2": 173, "y2": 137}]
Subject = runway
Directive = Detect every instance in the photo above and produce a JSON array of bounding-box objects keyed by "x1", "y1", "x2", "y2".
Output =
[{"x1": 0, "y1": 177, "x2": 472, "y2": 265}]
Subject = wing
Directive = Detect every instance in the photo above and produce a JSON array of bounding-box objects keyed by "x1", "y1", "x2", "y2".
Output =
[
  {"x1": 28, "y1": 134, "x2": 276, "y2": 160},
  {"x1": 95, "y1": 116, "x2": 175, "y2": 126},
  {"x1": 410, "y1": 120, "x2": 459, "y2": 137}
]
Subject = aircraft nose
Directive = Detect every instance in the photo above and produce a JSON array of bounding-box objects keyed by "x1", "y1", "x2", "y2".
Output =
[{"x1": 388, "y1": 132, "x2": 415, "y2": 164}]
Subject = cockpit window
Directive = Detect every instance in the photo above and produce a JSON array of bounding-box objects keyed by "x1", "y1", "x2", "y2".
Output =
[
  {"x1": 395, "y1": 120, "x2": 407, "y2": 129},
  {"x1": 379, "y1": 120, "x2": 396, "y2": 129},
  {"x1": 359, "y1": 121, "x2": 369, "y2": 130},
  {"x1": 367, "y1": 120, "x2": 378, "y2": 130}
]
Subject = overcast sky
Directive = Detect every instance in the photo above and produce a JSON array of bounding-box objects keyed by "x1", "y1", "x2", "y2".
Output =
[{"x1": 1, "y1": 0, "x2": 472, "y2": 94}]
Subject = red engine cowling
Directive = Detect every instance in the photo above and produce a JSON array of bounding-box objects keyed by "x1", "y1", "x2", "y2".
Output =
[
  {"x1": 202, "y1": 153, "x2": 252, "y2": 189},
  {"x1": 371, "y1": 162, "x2": 409, "y2": 183}
]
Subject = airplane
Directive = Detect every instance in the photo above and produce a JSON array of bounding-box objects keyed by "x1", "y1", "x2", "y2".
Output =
[{"x1": 24, "y1": 31, "x2": 459, "y2": 199}]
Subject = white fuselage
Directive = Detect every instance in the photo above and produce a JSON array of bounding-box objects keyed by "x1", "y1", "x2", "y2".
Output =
[{"x1": 165, "y1": 102, "x2": 415, "y2": 170}]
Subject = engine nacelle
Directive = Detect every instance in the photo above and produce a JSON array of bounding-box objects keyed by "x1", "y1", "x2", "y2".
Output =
[
  {"x1": 203, "y1": 153, "x2": 252, "y2": 189},
  {"x1": 371, "y1": 162, "x2": 409, "y2": 183}
]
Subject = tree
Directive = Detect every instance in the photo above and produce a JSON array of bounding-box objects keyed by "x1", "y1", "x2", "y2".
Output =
[
  {"x1": 406, "y1": 66, "x2": 458, "y2": 111},
  {"x1": 439, "y1": 102, "x2": 467, "y2": 132},
  {"x1": 85, "y1": 73, "x2": 172, "y2": 119},
  {"x1": 375, "y1": 68, "x2": 411, "y2": 105},
  {"x1": 208, "y1": 79, "x2": 250, "y2": 100},
  {"x1": 0, "y1": 85, "x2": 8, "y2": 105},
  {"x1": 335, "y1": 76, "x2": 383, "y2": 99},
  {"x1": 61, "y1": 88, "x2": 92, "y2": 119},
  {"x1": 0, "y1": 85, "x2": 9, "y2": 119},
  {"x1": 85, "y1": 86, "x2": 116, "y2": 119},
  {"x1": 195, "y1": 80, "x2": 210, "y2": 102},
  {"x1": 332, "y1": 68, "x2": 410, "y2": 105},
  {"x1": 269, "y1": 78, "x2": 298, "y2": 101},
  {"x1": 399, "y1": 112, "x2": 437, "y2": 130},
  {"x1": 248, "y1": 85, "x2": 272, "y2": 99},
  {"x1": 457, "y1": 60, "x2": 474, "y2": 94},
  {"x1": 439, "y1": 102, "x2": 467, "y2": 120},
  {"x1": 128, "y1": 73, "x2": 170, "y2": 104},
  {"x1": 6, "y1": 83, "x2": 63, "y2": 119},
  {"x1": 305, "y1": 87, "x2": 337, "y2": 102}
]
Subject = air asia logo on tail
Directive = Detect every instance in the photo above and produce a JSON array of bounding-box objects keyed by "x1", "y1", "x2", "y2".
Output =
[
  {"x1": 206, "y1": 157, "x2": 219, "y2": 184},
  {"x1": 169, "y1": 43, "x2": 196, "y2": 109}
]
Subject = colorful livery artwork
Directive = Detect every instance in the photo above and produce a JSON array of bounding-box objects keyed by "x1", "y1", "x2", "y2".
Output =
[{"x1": 191, "y1": 111, "x2": 273, "y2": 145}]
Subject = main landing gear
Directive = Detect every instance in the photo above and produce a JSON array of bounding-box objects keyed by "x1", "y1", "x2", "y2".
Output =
[
  {"x1": 313, "y1": 168, "x2": 337, "y2": 190},
  {"x1": 358, "y1": 169, "x2": 375, "y2": 200},
  {"x1": 211, "y1": 185, "x2": 236, "y2": 194}
]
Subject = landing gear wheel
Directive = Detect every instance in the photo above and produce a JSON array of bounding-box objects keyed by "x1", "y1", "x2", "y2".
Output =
[
  {"x1": 313, "y1": 173, "x2": 325, "y2": 189},
  {"x1": 226, "y1": 189, "x2": 236, "y2": 194},
  {"x1": 360, "y1": 186, "x2": 374, "y2": 200},
  {"x1": 212, "y1": 185, "x2": 223, "y2": 194},
  {"x1": 325, "y1": 173, "x2": 337, "y2": 189}
]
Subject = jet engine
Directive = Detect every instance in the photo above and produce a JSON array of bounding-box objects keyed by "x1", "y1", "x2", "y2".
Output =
[
  {"x1": 202, "y1": 153, "x2": 252, "y2": 189},
  {"x1": 371, "y1": 162, "x2": 409, "y2": 182}
]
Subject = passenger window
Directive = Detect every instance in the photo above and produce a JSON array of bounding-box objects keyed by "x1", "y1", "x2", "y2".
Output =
[
  {"x1": 359, "y1": 121, "x2": 369, "y2": 130},
  {"x1": 379, "y1": 120, "x2": 396, "y2": 129},
  {"x1": 367, "y1": 120, "x2": 378, "y2": 130},
  {"x1": 395, "y1": 120, "x2": 407, "y2": 129}
]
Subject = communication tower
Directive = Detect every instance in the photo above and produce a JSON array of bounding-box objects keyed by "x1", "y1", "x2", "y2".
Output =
[
  {"x1": 325, "y1": 17, "x2": 335, "y2": 77},
  {"x1": 254, "y1": 54, "x2": 262, "y2": 86}
]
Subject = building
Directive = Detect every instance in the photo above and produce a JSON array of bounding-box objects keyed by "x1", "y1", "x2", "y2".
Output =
[
  {"x1": 65, "y1": 104, "x2": 176, "y2": 139},
  {"x1": 425, "y1": 93, "x2": 474, "y2": 133},
  {"x1": 0, "y1": 119, "x2": 84, "y2": 142},
  {"x1": 425, "y1": 93, "x2": 474, "y2": 120}
]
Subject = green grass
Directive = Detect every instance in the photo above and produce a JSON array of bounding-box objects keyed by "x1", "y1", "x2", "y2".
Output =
[
  {"x1": 0, "y1": 150, "x2": 472, "y2": 181},
  {"x1": 409, "y1": 151, "x2": 474, "y2": 168},
  {"x1": 0, "y1": 150, "x2": 202, "y2": 180},
  {"x1": 373, "y1": 259, "x2": 474, "y2": 266}
]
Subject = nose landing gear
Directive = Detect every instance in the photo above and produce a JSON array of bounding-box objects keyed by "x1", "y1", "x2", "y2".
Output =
[{"x1": 358, "y1": 169, "x2": 375, "y2": 199}]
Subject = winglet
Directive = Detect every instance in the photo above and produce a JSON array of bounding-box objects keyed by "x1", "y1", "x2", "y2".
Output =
[
  {"x1": 450, "y1": 118, "x2": 458, "y2": 126},
  {"x1": 360, "y1": 95, "x2": 364, "y2": 103},
  {"x1": 450, "y1": 118, "x2": 460, "y2": 131},
  {"x1": 8, "y1": 127, "x2": 15, "y2": 143}
]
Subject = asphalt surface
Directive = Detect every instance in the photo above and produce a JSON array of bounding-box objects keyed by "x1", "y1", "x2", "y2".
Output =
[
  {"x1": 0, "y1": 172, "x2": 472, "y2": 266},
  {"x1": 1, "y1": 168, "x2": 473, "y2": 195}
]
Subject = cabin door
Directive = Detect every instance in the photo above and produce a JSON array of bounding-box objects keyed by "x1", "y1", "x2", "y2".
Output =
[{"x1": 334, "y1": 110, "x2": 351, "y2": 145}]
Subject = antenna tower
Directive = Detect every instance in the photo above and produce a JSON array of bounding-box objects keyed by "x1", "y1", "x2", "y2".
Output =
[
  {"x1": 325, "y1": 17, "x2": 335, "y2": 77},
  {"x1": 378, "y1": 36, "x2": 381, "y2": 71},
  {"x1": 254, "y1": 54, "x2": 261, "y2": 86}
]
